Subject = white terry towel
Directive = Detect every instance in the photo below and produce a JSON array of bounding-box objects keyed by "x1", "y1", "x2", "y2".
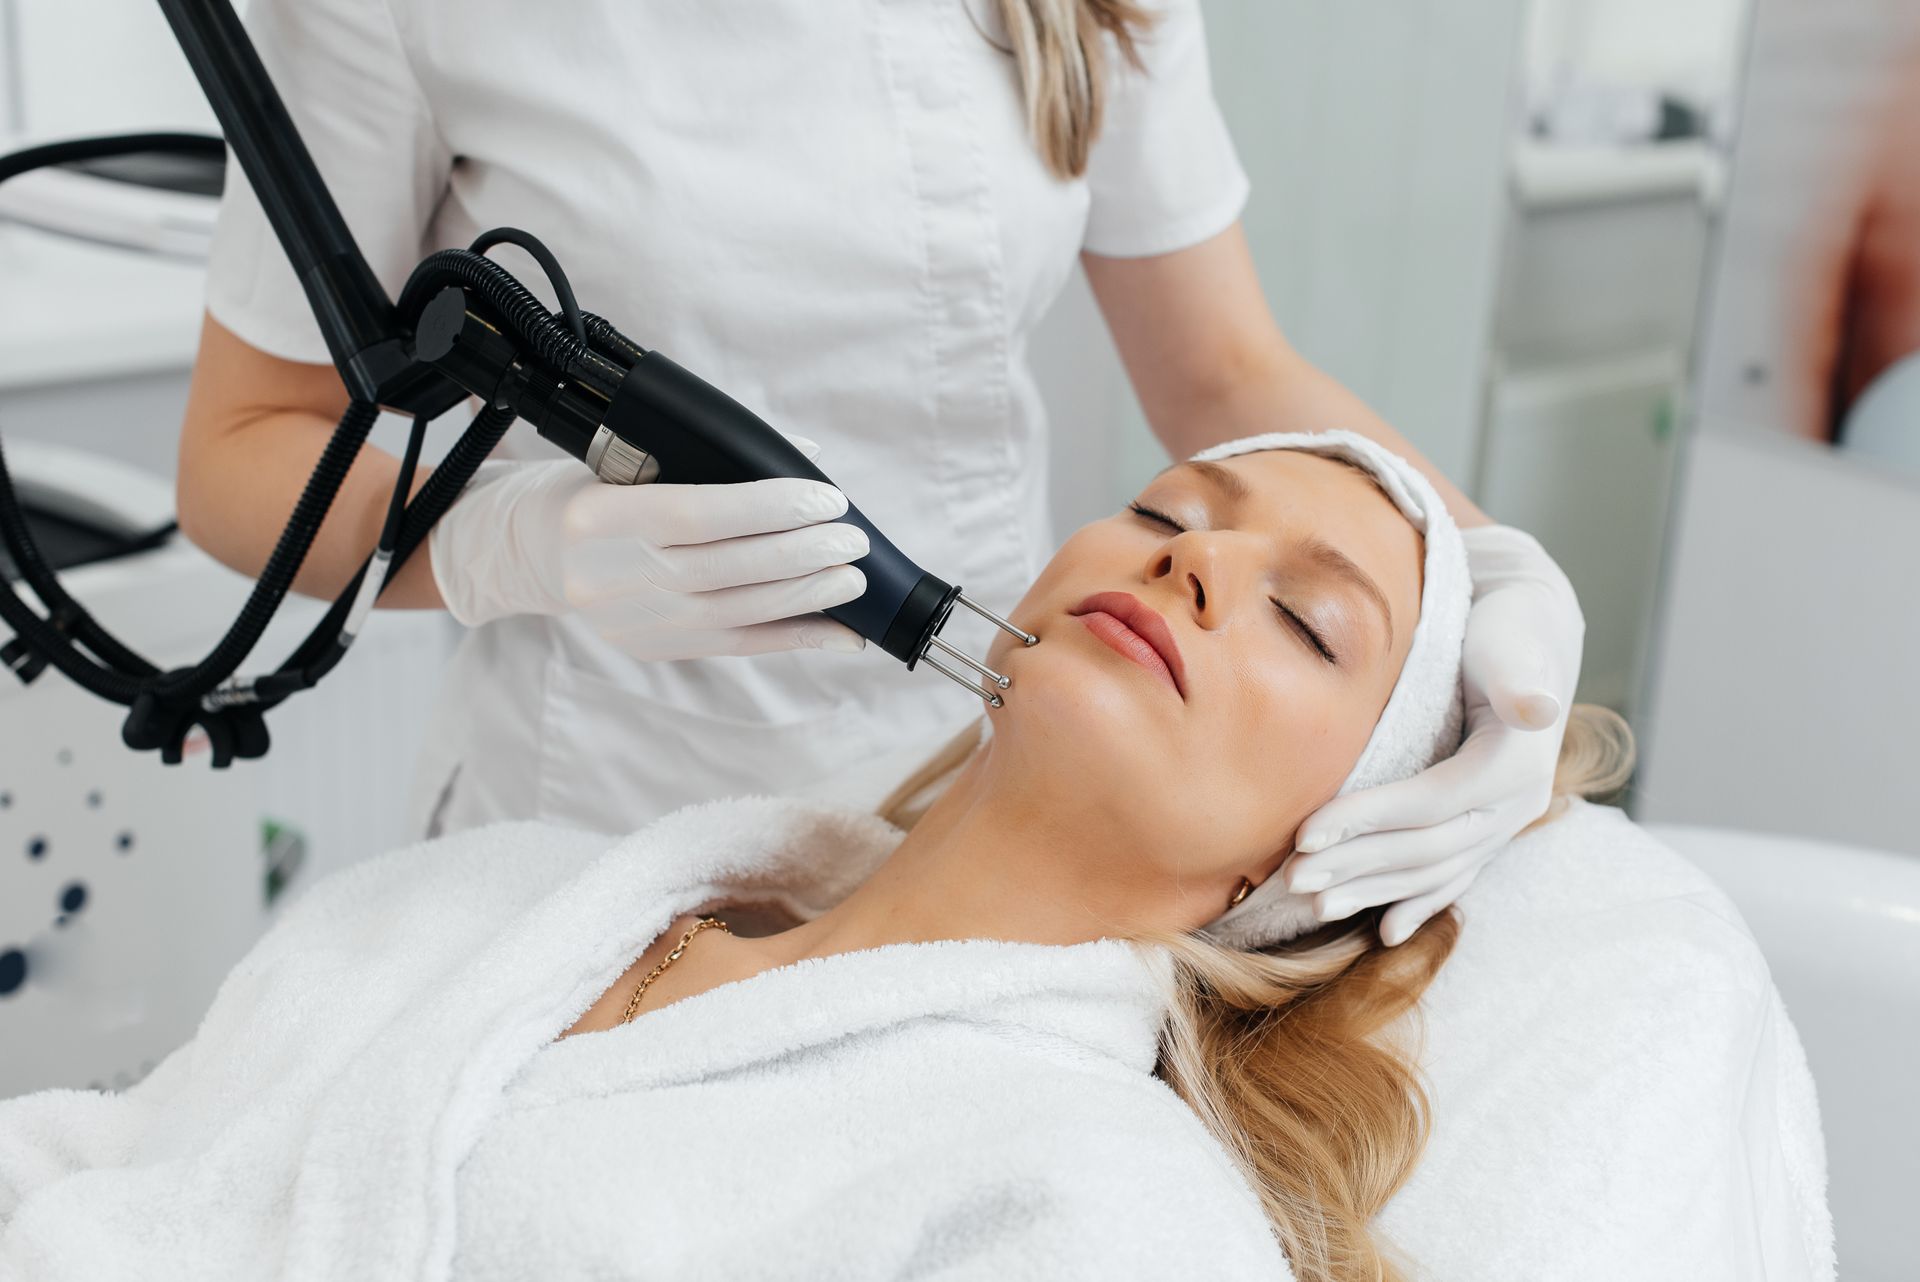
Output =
[
  {"x1": 0, "y1": 795, "x2": 1831, "y2": 1281},
  {"x1": 0, "y1": 796, "x2": 1289, "y2": 1282},
  {"x1": 1385, "y1": 799, "x2": 1835, "y2": 1282}
]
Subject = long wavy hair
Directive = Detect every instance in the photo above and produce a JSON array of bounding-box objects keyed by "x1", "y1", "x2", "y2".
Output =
[
  {"x1": 876, "y1": 704, "x2": 1635, "y2": 1281},
  {"x1": 988, "y1": 0, "x2": 1156, "y2": 178}
]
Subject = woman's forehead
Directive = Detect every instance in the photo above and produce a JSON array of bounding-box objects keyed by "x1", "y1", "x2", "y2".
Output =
[{"x1": 1158, "y1": 450, "x2": 1396, "y2": 520}]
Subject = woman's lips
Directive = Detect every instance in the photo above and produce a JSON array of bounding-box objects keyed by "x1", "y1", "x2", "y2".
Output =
[{"x1": 1067, "y1": 591, "x2": 1187, "y2": 700}]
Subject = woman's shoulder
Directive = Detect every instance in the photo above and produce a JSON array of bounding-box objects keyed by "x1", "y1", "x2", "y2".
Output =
[
  {"x1": 1020, "y1": 1066, "x2": 1263, "y2": 1184},
  {"x1": 957, "y1": 1060, "x2": 1287, "y2": 1272}
]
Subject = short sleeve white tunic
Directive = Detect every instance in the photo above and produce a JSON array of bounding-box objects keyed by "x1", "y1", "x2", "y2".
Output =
[{"x1": 203, "y1": 0, "x2": 1249, "y2": 835}]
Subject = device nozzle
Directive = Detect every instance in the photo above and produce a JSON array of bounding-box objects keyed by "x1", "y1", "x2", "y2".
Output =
[
  {"x1": 956, "y1": 593, "x2": 1038, "y2": 646},
  {"x1": 917, "y1": 595, "x2": 1036, "y2": 708},
  {"x1": 922, "y1": 648, "x2": 1005, "y2": 707}
]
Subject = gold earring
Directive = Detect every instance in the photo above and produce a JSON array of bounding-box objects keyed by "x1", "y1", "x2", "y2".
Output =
[{"x1": 1228, "y1": 877, "x2": 1253, "y2": 908}]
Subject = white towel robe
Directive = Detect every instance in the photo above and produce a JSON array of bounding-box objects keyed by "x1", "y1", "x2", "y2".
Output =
[
  {"x1": 0, "y1": 799, "x2": 1288, "y2": 1281},
  {"x1": 0, "y1": 797, "x2": 1832, "y2": 1280}
]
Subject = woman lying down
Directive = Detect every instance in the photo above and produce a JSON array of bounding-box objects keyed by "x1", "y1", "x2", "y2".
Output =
[{"x1": 0, "y1": 433, "x2": 1696, "y2": 1278}]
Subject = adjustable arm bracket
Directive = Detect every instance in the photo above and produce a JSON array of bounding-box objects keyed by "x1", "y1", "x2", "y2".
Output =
[{"x1": 155, "y1": 0, "x2": 461, "y2": 414}]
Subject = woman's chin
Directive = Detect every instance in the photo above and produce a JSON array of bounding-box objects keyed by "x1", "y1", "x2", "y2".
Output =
[{"x1": 987, "y1": 624, "x2": 1180, "y2": 741}]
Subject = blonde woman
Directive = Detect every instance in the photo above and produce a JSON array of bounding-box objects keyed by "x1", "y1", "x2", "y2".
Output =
[
  {"x1": 178, "y1": 0, "x2": 1586, "y2": 946},
  {"x1": 2, "y1": 434, "x2": 1630, "y2": 1280}
]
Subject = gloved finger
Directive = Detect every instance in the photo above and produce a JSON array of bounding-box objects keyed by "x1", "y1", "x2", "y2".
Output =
[
  {"x1": 608, "y1": 617, "x2": 865, "y2": 662},
  {"x1": 781, "y1": 432, "x2": 823, "y2": 462},
  {"x1": 635, "y1": 563, "x2": 867, "y2": 632},
  {"x1": 1282, "y1": 806, "x2": 1490, "y2": 891},
  {"x1": 1310, "y1": 845, "x2": 1495, "y2": 923},
  {"x1": 567, "y1": 521, "x2": 869, "y2": 604},
  {"x1": 1294, "y1": 738, "x2": 1509, "y2": 853},
  {"x1": 1462, "y1": 595, "x2": 1564, "y2": 731},
  {"x1": 566, "y1": 477, "x2": 848, "y2": 546},
  {"x1": 722, "y1": 616, "x2": 865, "y2": 656},
  {"x1": 649, "y1": 521, "x2": 869, "y2": 594},
  {"x1": 1376, "y1": 868, "x2": 1481, "y2": 947}
]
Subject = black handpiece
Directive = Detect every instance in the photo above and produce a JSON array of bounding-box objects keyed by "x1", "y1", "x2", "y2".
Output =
[
  {"x1": 412, "y1": 284, "x2": 1032, "y2": 703},
  {"x1": 0, "y1": 0, "x2": 1029, "y2": 773},
  {"x1": 594, "y1": 352, "x2": 961, "y2": 665}
]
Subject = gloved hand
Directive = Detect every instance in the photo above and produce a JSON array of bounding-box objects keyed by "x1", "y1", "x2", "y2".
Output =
[
  {"x1": 1282, "y1": 524, "x2": 1585, "y2": 946},
  {"x1": 427, "y1": 437, "x2": 871, "y2": 660}
]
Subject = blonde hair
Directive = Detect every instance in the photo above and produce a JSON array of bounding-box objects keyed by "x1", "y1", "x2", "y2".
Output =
[
  {"x1": 877, "y1": 704, "x2": 1636, "y2": 1281},
  {"x1": 987, "y1": 1, "x2": 1155, "y2": 179}
]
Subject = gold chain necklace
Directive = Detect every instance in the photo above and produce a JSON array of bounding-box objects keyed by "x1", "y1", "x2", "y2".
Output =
[{"x1": 620, "y1": 915, "x2": 730, "y2": 1025}]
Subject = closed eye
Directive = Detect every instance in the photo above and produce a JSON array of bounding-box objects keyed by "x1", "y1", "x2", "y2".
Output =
[
  {"x1": 1274, "y1": 599, "x2": 1337, "y2": 663},
  {"x1": 1125, "y1": 501, "x2": 1339, "y2": 664},
  {"x1": 1128, "y1": 501, "x2": 1183, "y2": 531}
]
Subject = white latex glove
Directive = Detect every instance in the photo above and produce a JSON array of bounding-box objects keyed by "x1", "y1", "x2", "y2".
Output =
[
  {"x1": 1281, "y1": 524, "x2": 1585, "y2": 946},
  {"x1": 427, "y1": 438, "x2": 871, "y2": 660}
]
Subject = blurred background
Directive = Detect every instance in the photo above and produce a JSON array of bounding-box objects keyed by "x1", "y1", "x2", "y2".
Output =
[{"x1": 0, "y1": 1, "x2": 1914, "y2": 1272}]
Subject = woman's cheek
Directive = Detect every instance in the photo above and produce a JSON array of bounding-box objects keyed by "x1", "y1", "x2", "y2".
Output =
[{"x1": 1266, "y1": 694, "x2": 1356, "y2": 794}]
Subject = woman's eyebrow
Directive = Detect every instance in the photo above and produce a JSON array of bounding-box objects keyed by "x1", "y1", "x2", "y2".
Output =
[
  {"x1": 1297, "y1": 536, "x2": 1395, "y2": 653},
  {"x1": 1181, "y1": 459, "x2": 1250, "y2": 504}
]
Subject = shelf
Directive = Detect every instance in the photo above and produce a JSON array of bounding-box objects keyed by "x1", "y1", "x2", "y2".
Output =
[{"x1": 1510, "y1": 139, "x2": 1727, "y2": 210}]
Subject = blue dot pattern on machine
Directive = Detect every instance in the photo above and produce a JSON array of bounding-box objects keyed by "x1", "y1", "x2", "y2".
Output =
[
  {"x1": 0, "y1": 731, "x2": 270, "y2": 1097},
  {"x1": 1, "y1": 755, "x2": 102, "y2": 998}
]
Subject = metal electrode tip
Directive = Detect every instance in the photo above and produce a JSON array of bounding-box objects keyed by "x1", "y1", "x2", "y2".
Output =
[
  {"x1": 957, "y1": 593, "x2": 1038, "y2": 646},
  {"x1": 921, "y1": 649, "x2": 1005, "y2": 707},
  {"x1": 929, "y1": 635, "x2": 1009, "y2": 688},
  {"x1": 917, "y1": 594, "x2": 1036, "y2": 708}
]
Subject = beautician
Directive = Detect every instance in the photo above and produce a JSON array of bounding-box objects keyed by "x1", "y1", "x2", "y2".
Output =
[{"x1": 175, "y1": 0, "x2": 1583, "y2": 946}]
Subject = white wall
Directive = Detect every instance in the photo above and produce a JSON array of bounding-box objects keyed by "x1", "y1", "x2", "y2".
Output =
[
  {"x1": 6, "y1": 0, "x2": 224, "y2": 140},
  {"x1": 1040, "y1": 0, "x2": 1529, "y2": 533},
  {"x1": 1525, "y1": 0, "x2": 1750, "y2": 102},
  {"x1": 1640, "y1": 431, "x2": 1920, "y2": 855},
  {"x1": 0, "y1": 2, "x2": 20, "y2": 135}
]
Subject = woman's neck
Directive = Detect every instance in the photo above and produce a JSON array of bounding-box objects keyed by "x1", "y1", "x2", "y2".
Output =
[
  {"x1": 588, "y1": 740, "x2": 1232, "y2": 1033},
  {"x1": 745, "y1": 738, "x2": 1190, "y2": 972}
]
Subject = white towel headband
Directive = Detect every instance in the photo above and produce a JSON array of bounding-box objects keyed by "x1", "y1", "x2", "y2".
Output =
[{"x1": 1188, "y1": 431, "x2": 1471, "y2": 948}]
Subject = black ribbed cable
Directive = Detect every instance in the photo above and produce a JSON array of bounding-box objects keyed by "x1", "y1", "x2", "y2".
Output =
[
  {"x1": 152, "y1": 398, "x2": 382, "y2": 701},
  {"x1": 0, "y1": 143, "x2": 638, "y2": 756},
  {"x1": 397, "y1": 251, "x2": 626, "y2": 395},
  {"x1": 0, "y1": 436, "x2": 157, "y2": 686},
  {"x1": 262, "y1": 402, "x2": 516, "y2": 699},
  {"x1": 469, "y1": 227, "x2": 587, "y2": 344},
  {"x1": 0, "y1": 387, "x2": 369, "y2": 702},
  {"x1": 583, "y1": 312, "x2": 649, "y2": 367},
  {"x1": 0, "y1": 134, "x2": 223, "y2": 697}
]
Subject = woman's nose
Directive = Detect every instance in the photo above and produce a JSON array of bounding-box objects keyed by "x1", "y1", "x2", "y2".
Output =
[{"x1": 1149, "y1": 532, "x2": 1256, "y2": 629}]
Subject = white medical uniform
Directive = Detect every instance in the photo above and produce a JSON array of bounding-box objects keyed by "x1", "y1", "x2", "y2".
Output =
[{"x1": 204, "y1": 0, "x2": 1249, "y2": 836}]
